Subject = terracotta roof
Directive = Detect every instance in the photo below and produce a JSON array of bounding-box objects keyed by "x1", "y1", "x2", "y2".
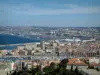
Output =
[{"x1": 67, "y1": 58, "x2": 87, "y2": 66}]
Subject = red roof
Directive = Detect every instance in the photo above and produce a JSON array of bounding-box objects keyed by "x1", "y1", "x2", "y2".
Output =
[{"x1": 67, "y1": 58, "x2": 87, "y2": 66}]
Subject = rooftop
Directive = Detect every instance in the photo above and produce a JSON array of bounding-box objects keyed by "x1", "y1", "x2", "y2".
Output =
[{"x1": 67, "y1": 58, "x2": 88, "y2": 66}]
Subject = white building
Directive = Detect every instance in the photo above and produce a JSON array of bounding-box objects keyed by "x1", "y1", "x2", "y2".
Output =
[
  {"x1": 89, "y1": 58, "x2": 100, "y2": 64},
  {"x1": 10, "y1": 62, "x2": 16, "y2": 70},
  {"x1": 82, "y1": 39, "x2": 96, "y2": 42},
  {"x1": 17, "y1": 46, "x2": 24, "y2": 50}
]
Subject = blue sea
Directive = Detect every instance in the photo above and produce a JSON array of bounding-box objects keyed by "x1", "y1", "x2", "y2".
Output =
[
  {"x1": 0, "y1": 34, "x2": 91, "y2": 50},
  {"x1": 0, "y1": 34, "x2": 42, "y2": 50}
]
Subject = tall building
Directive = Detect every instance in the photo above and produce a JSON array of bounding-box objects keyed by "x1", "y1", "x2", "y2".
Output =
[{"x1": 40, "y1": 41, "x2": 45, "y2": 50}]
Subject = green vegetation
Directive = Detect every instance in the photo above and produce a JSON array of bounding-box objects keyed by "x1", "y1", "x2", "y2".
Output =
[
  {"x1": 96, "y1": 67, "x2": 100, "y2": 71},
  {"x1": 10, "y1": 59, "x2": 83, "y2": 75},
  {"x1": 71, "y1": 64, "x2": 73, "y2": 71}
]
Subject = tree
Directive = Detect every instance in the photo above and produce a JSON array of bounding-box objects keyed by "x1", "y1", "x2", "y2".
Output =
[
  {"x1": 96, "y1": 67, "x2": 100, "y2": 71},
  {"x1": 75, "y1": 66, "x2": 79, "y2": 75},
  {"x1": 10, "y1": 58, "x2": 84, "y2": 75},
  {"x1": 71, "y1": 64, "x2": 73, "y2": 71},
  {"x1": 60, "y1": 58, "x2": 69, "y2": 68}
]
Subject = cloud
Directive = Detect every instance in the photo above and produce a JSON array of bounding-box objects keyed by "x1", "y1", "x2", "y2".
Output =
[
  {"x1": 64, "y1": 4, "x2": 79, "y2": 8},
  {"x1": 16, "y1": 6, "x2": 100, "y2": 15},
  {"x1": 0, "y1": 4, "x2": 100, "y2": 15}
]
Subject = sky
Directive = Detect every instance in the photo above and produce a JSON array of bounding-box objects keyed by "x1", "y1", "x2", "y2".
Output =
[{"x1": 0, "y1": 0, "x2": 100, "y2": 27}]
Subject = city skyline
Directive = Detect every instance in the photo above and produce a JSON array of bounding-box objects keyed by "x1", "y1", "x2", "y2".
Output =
[{"x1": 0, "y1": 0, "x2": 100, "y2": 27}]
